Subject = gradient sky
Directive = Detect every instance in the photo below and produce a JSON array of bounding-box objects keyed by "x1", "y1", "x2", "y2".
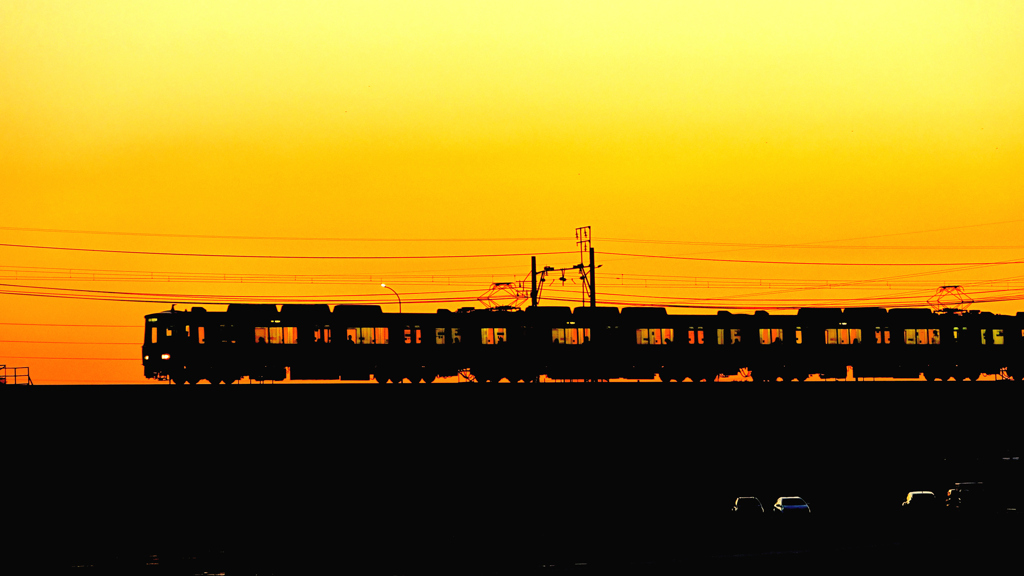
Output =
[{"x1": 2, "y1": 1, "x2": 1022, "y2": 383}]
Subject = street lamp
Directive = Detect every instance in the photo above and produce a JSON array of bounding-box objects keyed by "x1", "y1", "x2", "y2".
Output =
[{"x1": 381, "y1": 283, "x2": 402, "y2": 313}]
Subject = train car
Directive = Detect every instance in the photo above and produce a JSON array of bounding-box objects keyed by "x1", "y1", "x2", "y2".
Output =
[{"x1": 141, "y1": 304, "x2": 1022, "y2": 384}]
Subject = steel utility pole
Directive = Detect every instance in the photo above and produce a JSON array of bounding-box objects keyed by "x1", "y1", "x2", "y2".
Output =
[
  {"x1": 575, "y1": 226, "x2": 596, "y2": 307},
  {"x1": 531, "y1": 256, "x2": 538, "y2": 307}
]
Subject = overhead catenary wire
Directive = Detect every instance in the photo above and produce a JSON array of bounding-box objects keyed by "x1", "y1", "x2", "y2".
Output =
[{"x1": 0, "y1": 242, "x2": 577, "y2": 260}]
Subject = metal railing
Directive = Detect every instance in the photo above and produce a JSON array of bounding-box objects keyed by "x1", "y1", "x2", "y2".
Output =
[{"x1": 0, "y1": 365, "x2": 33, "y2": 385}]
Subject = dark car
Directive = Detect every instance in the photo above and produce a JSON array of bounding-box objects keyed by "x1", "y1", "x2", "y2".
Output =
[
  {"x1": 946, "y1": 482, "x2": 988, "y2": 512},
  {"x1": 902, "y1": 491, "x2": 938, "y2": 513},
  {"x1": 731, "y1": 497, "x2": 764, "y2": 513},
  {"x1": 772, "y1": 497, "x2": 811, "y2": 513}
]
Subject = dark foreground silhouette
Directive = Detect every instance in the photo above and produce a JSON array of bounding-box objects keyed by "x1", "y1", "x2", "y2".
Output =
[{"x1": 8, "y1": 384, "x2": 1021, "y2": 574}]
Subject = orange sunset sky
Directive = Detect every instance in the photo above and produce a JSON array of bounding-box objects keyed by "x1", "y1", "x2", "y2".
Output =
[{"x1": 2, "y1": 1, "x2": 1022, "y2": 383}]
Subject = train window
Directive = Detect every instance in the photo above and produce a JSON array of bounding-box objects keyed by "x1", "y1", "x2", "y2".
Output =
[
  {"x1": 435, "y1": 328, "x2": 445, "y2": 345},
  {"x1": 405, "y1": 326, "x2": 422, "y2": 344},
  {"x1": 795, "y1": 328, "x2": 803, "y2": 344},
  {"x1": 759, "y1": 329, "x2": 783, "y2": 344},
  {"x1": 904, "y1": 329, "x2": 938, "y2": 345},
  {"x1": 198, "y1": 326, "x2": 205, "y2": 344},
  {"x1": 875, "y1": 327, "x2": 891, "y2": 344},
  {"x1": 982, "y1": 329, "x2": 1005, "y2": 345},
  {"x1": 716, "y1": 329, "x2": 741, "y2": 345},
  {"x1": 554, "y1": 327, "x2": 590, "y2": 344},
  {"x1": 255, "y1": 327, "x2": 268, "y2": 343},
  {"x1": 687, "y1": 327, "x2": 704, "y2": 345},
  {"x1": 635, "y1": 328, "x2": 672, "y2": 345},
  {"x1": 151, "y1": 327, "x2": 158, "y2": 344},
  {"x1": 314, "y1": 327, "x2": 331, "y2": 343},
  {"x1": 482, "y1": 327, "x2": 507, "y2": 345},
  {"x1": 345, "y1": 327, "x2": 388, "y2": 344},
  {"x1": 452, "y1": 328, "x2": 461, "y2": 344},
  {"x1": 826, "y1": 328, "x2": 861, "y2": 345}
]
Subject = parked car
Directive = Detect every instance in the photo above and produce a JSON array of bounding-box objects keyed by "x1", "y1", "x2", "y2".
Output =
[
  {"x1": 731, "y1": 497, "x2": 764, "y2": 513},
  {"x1": 772, "y1": 496, "x2": 811, "y2": 513},
  {"x1": 902, "y1": 491, "x2": 938, "y2": 512},
  {"x1": 946, "y1": 482, "x2": 988, "y2": 512}
]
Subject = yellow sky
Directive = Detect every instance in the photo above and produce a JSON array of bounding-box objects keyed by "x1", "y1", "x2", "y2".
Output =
[{"x1": 1, "y1": 1, "x2": 1022, "y2": 382}]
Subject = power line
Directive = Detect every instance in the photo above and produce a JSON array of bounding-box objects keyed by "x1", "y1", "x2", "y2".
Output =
[
  {"x1": 0, "y1": 242, "x2": 576, "y2": 260},
  {"x1": 1, "y1": 355, "x2": 138, "y2": 361},
  {"x1": 4, "y1": 218, "x2": 1022, "y2": 247},
  {"x1": 0, "y1": 322, "x2": 138, "y2": 328},
  {"x1": 0, "y1": 340, "x2": 139, "y2": 345},
  {"x1": 0, "y1": 226, "x2": 566, "y2": 243},
  {"x1": 602, "y1": 251, "x2": 1024, "y2": 267}
]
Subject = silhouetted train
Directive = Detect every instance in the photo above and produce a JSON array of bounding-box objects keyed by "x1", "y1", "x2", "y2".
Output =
[{"x1": 141, "y1": 304, "x2": 1023, "y2": 384}]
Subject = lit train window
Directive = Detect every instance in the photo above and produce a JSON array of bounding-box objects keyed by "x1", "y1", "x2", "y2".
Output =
[
  {"x1": 635, "y1": 328, "x2": 672, "y2": 345},
  {"x1": 826, "y1": 328, "x2": 862, "y2": 344},
  {"x1": 687, "y1": 327, "x2": 704, "y2": 345},
  {"x1": 714, "y1": 329, "x2": 742, "y2": 345},
  {"x1": 345, "y1": 327, "x2": 388, "y2": 344},
  {"x1": 198, "y1": 326, "x2": 205, "y2": 344},
  {"x1": 481, "y1": 327, "x2": 506, "y2": 345},
  {"x1": 982, "y1": 329, "x2": 1004, "y2": 345},
  {"x1": 795, "y1": 328, "x2": 803, "y2": 344},
  {"x1": 875, "y1": 327, "x2": 891, "y2": 344},
  {"x1": 253, "y1": 326, "x2": 298, "y2": 344},
  {"x1": 435, "y1": 328, "x2": 445, "y2": 345},
  {"x1": 405, "y1": 326, "x2": 422, "y2": 344},
  {"x1": 553, "y1": 327, "x2": 590, "y2": 344},
  {"x1": 314, "y1": 327, "x2": 331, "y2": 343},
  {"x1": 759, "y1": 329, "x2": 783, "y2": 344},
  {"x1": 904, "y1": 329, "x2": 938, "y2": 345},
  {"x1": 151, "y1": 327, "x2": 158, "y2": 344}
]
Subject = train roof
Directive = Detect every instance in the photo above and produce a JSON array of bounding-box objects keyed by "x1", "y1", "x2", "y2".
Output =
[
  {"x1": 280, "y1": 304, "x2": 332, "y2": 316},
  {"x1": 572, "y1": 306, "x2": 620, "y2": 319},
  {"x1": 620, "y1": 307, "x2": 668, "y2": 318},
  {"x1": 226, "y1": 303, "x2": 279, "y2": 315}
]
